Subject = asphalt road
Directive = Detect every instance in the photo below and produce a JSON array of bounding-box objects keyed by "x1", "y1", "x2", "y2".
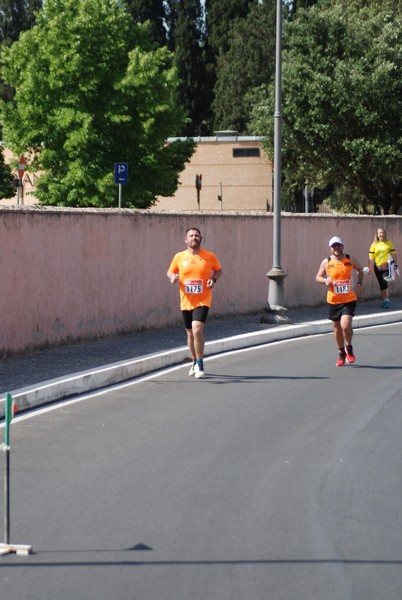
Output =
[{"x1": 1, "y1": 322, "x2": 402, "y2": 599}]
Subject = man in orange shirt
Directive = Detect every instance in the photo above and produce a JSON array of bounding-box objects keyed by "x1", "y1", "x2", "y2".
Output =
[
  {"x1": 167, "y1": 227, "x2": 222, "y2": 379},
  {"x1": 315, "y1": 236, "x2": 364, "y2": 366}
]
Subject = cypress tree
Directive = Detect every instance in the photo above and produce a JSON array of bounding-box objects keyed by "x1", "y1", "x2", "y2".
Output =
[
  {"x1": 0, "y1": 144, "x2": 14, "y2": 199},
  {"x1": 172, "y1": 0, "x2": 209, "y2": 136},
  {"x1": 126, "y1": 0, "x2": 168, "y2": 47},
  {"x1": 205, "y1": 0, "x2": 254, "y2": 58},
  {"x1": 203, "y1": 0, "x2": 254, "y2": 132},
  {"x1": 0, "y1": 0, "x2": 42, "y2": 44},
  {"x1": 289, "y1": 0, "x2": 320, "y2": 18},
  {"x1": 213, "y1": 0, "x2": 276, "y2": 133},
  {"x1": 0, "y1": 0, "x2": 42, "y2": 103}
]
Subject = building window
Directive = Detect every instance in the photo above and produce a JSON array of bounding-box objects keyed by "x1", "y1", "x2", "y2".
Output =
[{"x1": 233, "y1": 148, "x2": 260, "y2": 158}]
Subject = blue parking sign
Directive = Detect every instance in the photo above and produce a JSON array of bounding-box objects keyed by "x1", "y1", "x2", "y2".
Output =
[{"x1": 114, "y1": 162, "x2": 128, "y2": 184}]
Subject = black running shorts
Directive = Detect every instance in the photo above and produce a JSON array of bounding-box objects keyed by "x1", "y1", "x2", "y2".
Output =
[
  {"x1": 328, "y1": 301, "x2": 357, "y2": 322},
  {"x1": 182, "y1": 306, "x2": 210, "y2": 329}
]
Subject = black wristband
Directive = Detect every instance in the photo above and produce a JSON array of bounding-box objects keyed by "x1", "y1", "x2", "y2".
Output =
[{"x1": 211, "y1": 277, "x2": 216, "y2": 283}]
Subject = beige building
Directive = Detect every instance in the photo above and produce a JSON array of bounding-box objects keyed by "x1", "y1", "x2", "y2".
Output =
[
  {"x1": 1, "y1": 132, "x2": 273, "y2": 211},
  {"x1": 153, "y1": 132, "x2": 273, "y2": 212}
]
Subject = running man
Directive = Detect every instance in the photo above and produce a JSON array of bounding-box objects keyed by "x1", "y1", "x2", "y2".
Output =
[
  {"x1": 167, "y1": 227, "x2": 222, "y2": 379},
  {"x1": 315, "y1": 236, "x2": 364, "y2": 366}
]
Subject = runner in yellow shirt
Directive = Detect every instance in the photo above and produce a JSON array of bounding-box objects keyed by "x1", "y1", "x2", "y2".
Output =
[
  {"x1": 167, "y1": 227, "x2": 222, "y2": 379},
  {"x1": 315, "y1": 236, "x2": 364, "y2": 366}
]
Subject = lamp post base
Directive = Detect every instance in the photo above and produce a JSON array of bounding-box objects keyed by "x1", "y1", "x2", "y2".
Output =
[
  {"x1": 0, "y1": 542, "x2": 33, "y2": 556},
  {"x1": 260, "y1": 306, "x2": 290, "y2": 325},
  {"x1": 261, "y1": 266, "x2": 290, "y2": 324}
]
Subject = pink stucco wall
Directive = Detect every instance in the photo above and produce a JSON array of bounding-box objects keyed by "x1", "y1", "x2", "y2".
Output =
[{"x1": 0, "y1": 207, "x2": 401, "y2": 354}]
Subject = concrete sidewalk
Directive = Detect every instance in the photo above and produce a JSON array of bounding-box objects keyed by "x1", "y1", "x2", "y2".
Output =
[{"x1": 1, "y1": 297, "x2": 401, "y2": 417}]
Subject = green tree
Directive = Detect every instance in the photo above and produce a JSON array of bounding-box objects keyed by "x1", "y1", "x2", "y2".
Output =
[
  {"x1": 0, "y1": 0, "x2": 42, "y2": 45},
  {"x1": 0, "y1": 144, "x2": 15, "y2": 199},
  {"x1": 164, "y1": 0, "x2": 178, "y2": 51},
  {"x1": 172, "y1": 0, "x2": 208, "y2": 136},
  {"x1": 213, "y1": 0, "x2": 276, "y2": 133},
  {"x1": 204, "y1": 0, "x2": 255, "y2": 132},
  {"x1": 288, "y1": 0, "x2": 319, "y2": 17},
  {"x1": 0, "y1": 1, "x2": 37, "y2": 194},
  {"x1": 250, "y1": 1, "x2": 402, "y2": 213},
  {"x1": 0, "y1": 1, "x2": 42, "y2": 104},
  {"x1": 0, "y1": 0, "x2": 194, "y2": 208},
  {"x1": 126, "y1": 0, "x2": 168, "y2": 47},
  {"x1": 205, "y1": 0, "x2": 254, "y2": 58}
]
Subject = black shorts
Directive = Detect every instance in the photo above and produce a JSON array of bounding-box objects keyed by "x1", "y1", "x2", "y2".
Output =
[
  {"x1": 328, "y1": 301, "x2": 356, "y2": 322},
  {"x1": 182, "y1": 306, "x2": 209, "y2": 329}
]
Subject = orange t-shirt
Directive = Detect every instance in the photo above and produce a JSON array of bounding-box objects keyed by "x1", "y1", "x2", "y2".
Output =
[
  {"x1": 326, "y1": 254, "x2": 357, "y2": 305},
  {"x1": 169, "y1": 248, "x2": 221, "y2": 310}
]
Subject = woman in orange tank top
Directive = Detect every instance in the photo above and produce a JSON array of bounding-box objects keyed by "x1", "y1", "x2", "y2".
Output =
[{"x1": 315, "y1": 236, "x2": 364, "y2": 367}]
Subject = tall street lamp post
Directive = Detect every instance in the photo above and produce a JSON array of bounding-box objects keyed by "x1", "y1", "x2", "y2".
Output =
[{"x1": 263, "y1": 0, "x2": 288, "y2": 324}]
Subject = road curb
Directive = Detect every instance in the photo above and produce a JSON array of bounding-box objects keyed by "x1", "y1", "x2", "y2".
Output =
[{"x1": 1, "y1": 310, "x2": 401, "y2": 417}]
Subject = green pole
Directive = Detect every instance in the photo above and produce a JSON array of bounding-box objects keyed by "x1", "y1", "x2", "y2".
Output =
[
  {"x1": 4, "y1": 393, "x2": 13, "y2": 545},
  {"x1": 1, "y1": 393, "x2": 32, "y2": 554},
  {"x1": 5, "y1": 392, "x2": 12, "y2": 447}
]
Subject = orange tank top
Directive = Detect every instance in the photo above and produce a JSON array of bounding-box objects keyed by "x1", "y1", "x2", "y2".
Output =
[{"x1": 326, "y1": 254, "x2": 357, "y2": 304}]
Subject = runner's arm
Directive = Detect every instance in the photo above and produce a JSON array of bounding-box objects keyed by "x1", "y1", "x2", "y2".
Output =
[
  {"x1": 212, "y1": 268, "x2": 222, "y2": 282},
  {"x1": 167, "y1": 267, "x2": 179, "y2": 283},
  {"x1": 351, "y1": 257, "x2": 364, "y2": 296},
  {"x1": 315, "y1": 259, "x2": 329, "y2": 285},
  {"x1": 207, "y1": 268, "x2": 222, "y2": 288}
]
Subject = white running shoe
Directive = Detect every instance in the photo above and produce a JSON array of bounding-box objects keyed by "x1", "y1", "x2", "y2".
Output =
[
  {"x1": 188, "y1": 362, "x2": 196, "y2": 376},
  {"x1": 194, "y1": 363, "x2": 205, "y2": 379}
]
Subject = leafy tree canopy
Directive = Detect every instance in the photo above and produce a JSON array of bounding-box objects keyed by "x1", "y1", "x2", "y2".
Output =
[
  {"x1": 250, "y1": 0, "x2": 402, "y2": 213},
  {"x1": 0, "y1": 0, "x2": 194, "y2": 208}
]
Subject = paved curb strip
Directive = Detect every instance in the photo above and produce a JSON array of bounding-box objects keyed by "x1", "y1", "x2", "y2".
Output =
[{"x1": 1, "y1": 311, "x2": 401, "y2": 417}]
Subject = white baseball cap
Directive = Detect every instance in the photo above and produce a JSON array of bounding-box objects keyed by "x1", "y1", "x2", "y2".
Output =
[{"x1": 329, "y1": 236, "x2": 344, "y2": 247}]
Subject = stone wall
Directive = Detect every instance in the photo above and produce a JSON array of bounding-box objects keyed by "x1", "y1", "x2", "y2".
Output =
[{"x1": 0, "y1": 207, "x2": 400, "y2": 354}]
